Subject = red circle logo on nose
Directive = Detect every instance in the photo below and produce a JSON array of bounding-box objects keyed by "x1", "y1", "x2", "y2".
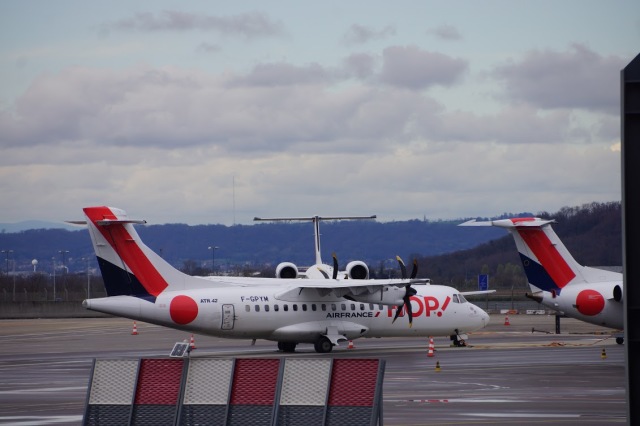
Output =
[
  {"x1": 575, "y1": 289, "x2": 605, "y2": 316},
  {"x1": 170, "y1": 295, "x2": 198, "y2": 324}
]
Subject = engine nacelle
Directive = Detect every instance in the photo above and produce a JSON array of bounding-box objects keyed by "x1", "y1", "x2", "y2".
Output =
[
  {"x1": 349, "y1": 286, "x2": 405, "y2": 306},
  {"x1": 613, "y1": 284, "x2": 623, "y2": 303},
  {"x1": 345, "y1": 261, "x2": 369, "y2": 280},
  {"x1": 276, "y1": 262, "x2": 298, "y2": 279}
]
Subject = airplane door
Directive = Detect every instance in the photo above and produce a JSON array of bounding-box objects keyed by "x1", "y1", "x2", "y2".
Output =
[{"x1": 221, "y1": 304, "x2": 235, "y2": 330}]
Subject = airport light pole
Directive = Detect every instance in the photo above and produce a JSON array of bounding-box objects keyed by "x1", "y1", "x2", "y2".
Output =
[
  {"x1": 1, "y1": 250, "x2": 13, "y2": 302},
  {"x1": 58, "y1": 250, "x2": 69, "y2": 301},
  {"x1": 1, "y1": 249, "x2": 12, "y2": 276},
  {"x1": 11, "y1": 257, "x2": 16, "y2": 302},
  {"x1": 52, "y1": 257, "x2": 56, "y2": 302},
  {"x1": 208, "y1": 246, "x2": 219, "y2": 275},
  {"x1": 58, "y1": 250, "x2": 69, "y2": 274},
  {"x1": 83, "y1": 257, "x2": 91, "y2": 299}
]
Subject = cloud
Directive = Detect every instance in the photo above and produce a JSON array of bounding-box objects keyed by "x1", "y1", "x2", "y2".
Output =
[
  {"x1": 492, "y1": 44, "x2": 625, "y2": 114},
  {"x1": 233, "y1": 62, "x2": 335, "y2": 86},
  {"x1": 0, "y1": 51, "x2": 620, "y2": 225},
  {"x1": 1, "y1": 61, "x2": 602, "y2": 156},
  {"x1": 427, "y1": 25, "x2": 462, "y2": 41},
  {"x1": 342, "y1": 24, "x2": 396, "y2": 45},
  {"x1": 343, "y1": 53, "x2": 377, "y2": 79},
  {"x1": 102, "y1": 10, "x2": 286, "y2": 39},
  {"x1": 379, "y1": 46, "x2": 468, "y2": 89},
  {"x1": 428, "y1": 105, "x2": 573, "y2": 145},
  {"x1": 197, "y1": 42, "x2": 222, "y2": 53},
  {"x1": 0, "y1": 65, "x2": 443, "y2": 153}
]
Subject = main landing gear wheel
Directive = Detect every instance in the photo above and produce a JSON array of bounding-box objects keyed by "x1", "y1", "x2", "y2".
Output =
[
  {"x1": 616, "y1": 337, "x2": 624, "y2": 345},
  {"x1": 314, "y1": 337, "x2": 333, "y2": 353},
  {"x1": 277, "y1": 342, "x2": 297, "y2": 352}
]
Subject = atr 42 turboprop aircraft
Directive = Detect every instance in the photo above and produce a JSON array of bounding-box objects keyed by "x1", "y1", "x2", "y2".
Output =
[
  {"x1": 461, "y1": 217, "x2": 623, "y2": 343},
  {"x1": 76, "y1": 206, "x2": 490, "y2": 353}
]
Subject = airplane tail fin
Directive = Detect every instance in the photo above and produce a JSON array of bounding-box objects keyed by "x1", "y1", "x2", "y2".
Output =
[
  {"x1": 83, "y1": 206, "x2": 188, "y2": 301},
  {"x1": 460, "y1": 218, "x2": 619, "y2": 295}
]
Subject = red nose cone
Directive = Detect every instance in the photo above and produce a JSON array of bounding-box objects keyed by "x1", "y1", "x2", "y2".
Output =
[{"x1": 575, "y1": 289, "x2": 605, "y2": 316}]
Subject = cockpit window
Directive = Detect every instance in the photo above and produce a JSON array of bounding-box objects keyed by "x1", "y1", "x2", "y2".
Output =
[
  {"x1": 458, "y1": 293, "x2": 468, "y2": 303},
  {"x1": 452, "y1": 294, "x2": 460, "y2": 303}
]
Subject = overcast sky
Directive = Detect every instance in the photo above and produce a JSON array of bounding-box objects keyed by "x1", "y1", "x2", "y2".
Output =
[{"x1": 1, "y1": 1, "x2": 638, "y2": 226}]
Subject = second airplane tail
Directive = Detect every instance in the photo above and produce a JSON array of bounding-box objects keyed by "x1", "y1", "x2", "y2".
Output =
[{"x1": 460, "y1": 218, "x2": 620, "y2": 295}]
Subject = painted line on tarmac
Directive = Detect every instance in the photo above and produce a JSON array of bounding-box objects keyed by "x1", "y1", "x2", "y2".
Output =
[{"x1": 0, "y1": 415, "x2": 83, "y2": 426}]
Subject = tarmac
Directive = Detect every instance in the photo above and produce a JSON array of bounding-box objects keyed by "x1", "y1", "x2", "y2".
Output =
[{"x1": 0, "y1": 314, "x2": 627, "y2": 425}]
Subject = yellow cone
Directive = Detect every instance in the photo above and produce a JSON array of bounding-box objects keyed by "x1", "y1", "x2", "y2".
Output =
[
  {"x1": 601, "y1": 348, "x2": 607, "y2": 359},
  {"x1": 435, "y1": 361, "x2": 441, "y2": 372}
]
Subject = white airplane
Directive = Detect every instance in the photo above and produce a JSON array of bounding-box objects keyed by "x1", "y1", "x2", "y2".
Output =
[
  {"x1": 461, "y1": 217, "x2": 623, "y2": 342},
  {"x1": 253, "y1": 215, "x2": 376, "y2": 280},
  {"x1": 77, "y1": 206, "x2": 490, "y2": 353}
]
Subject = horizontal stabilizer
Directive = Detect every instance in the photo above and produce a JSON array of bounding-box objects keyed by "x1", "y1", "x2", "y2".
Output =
[
  {"x1": 459, "y1": 218, "x2": 556, "y2": 228},
  {"x1": 96, "y1": 219, "x2": 147, "y2": 226}
]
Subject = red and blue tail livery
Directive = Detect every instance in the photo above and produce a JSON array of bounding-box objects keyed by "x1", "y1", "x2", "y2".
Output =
[{"x1": 84, "y1": 206, "x2": 169, "y2": 301}]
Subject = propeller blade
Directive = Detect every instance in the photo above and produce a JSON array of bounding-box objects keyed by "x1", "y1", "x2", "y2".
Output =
[
  {"x1": 391, "y1": 304, "x2": 404, "y2": 324},
  {"x1": 396, "y1": 255, "x2": 407, "y2": 279},
  {"x1": 332, "y1": 252, "x2": 338, "y2": 280},
  {"x1": 404, "y1": 294, "x2": 413, "y2": 328},
  {"x1": 410, "y1": 259, "x2": 418, "y2": 279},
  {"x1": 407, "y1": 285, "x2": 417, "y2": 297},
  {"x1": 391, "y1": 284, "x2": 417, "y2": 327}
]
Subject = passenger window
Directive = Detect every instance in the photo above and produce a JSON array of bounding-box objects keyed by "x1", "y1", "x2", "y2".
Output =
[
  {"x1": 360, "y1": 304, "x2": 365, "y2": 311},
  {"x1": 341, "y1": 304, "x2": 346, "y2": 311},
  {"x1": 265, "y1": 305, "x2": 270, "y2": 312},
  {"x1": 312, "y1": 304, "x2": 317, "y2": 311},
  {"x1": 255, "y1": 305, "x2": 260, "y2": 312},
  {"x1": 302, "y1": 304, "x2": 307, "y2": 311},
  {"x1": 350, "y1": 303, "x2": 356, "y2": 310},
  {"x1": 369, "y1": 303, "x2": 374, "y2": 310},
  {"x1": 322, "y1": 304, "x2": 327, "y2": 311},
  {"x1": 378, "y1": 304, "x2": 383, "y2": 310},
  {"x1": 293, "y1": 304, "x2": 298, "y2": 311},
  {"x1": 284, "y1": 304, "x2": 289, "y2": 312},
  {"x1": 331, "y1": 303, "x2": 337, "y2": 311},
  {"x1": 245, "y1": 305, "x2": 250, "y2": 312},
  {"x1": 274, "y1": 304, "x2": 279, "y2": 312}
]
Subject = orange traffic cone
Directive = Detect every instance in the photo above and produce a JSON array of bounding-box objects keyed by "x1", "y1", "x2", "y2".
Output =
[
  {"x1": 131, "y1": 321, "x2": 138, "y2": 335},
  {"x1": 504, "y1": 315, "x2": 510, "y2": 326},
  {"x1": 427, "y1": 337, "x2": 435, "y2": 357},
  {"x1": 348, "y1": 340, "x2": 355, "y2": 349},
  {"x1": 189, "y1": 334, "x2": 197, "y2": 350}
]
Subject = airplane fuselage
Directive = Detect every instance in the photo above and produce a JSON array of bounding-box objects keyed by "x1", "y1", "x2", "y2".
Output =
[
  {"x1": 534, "y1": 281, "x2": 623, "y2": 330},
  {"x1": 84, "y1": 284, "x2": 489, "y2": 344}
]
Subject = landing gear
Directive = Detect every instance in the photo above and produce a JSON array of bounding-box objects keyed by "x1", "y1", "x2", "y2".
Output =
[
  {"x1": 616, "y1": 336, "x2": 624, "y2": 345},
  {"x1": 450, "y1": 333, "x2": 467, "y2": 347},
  {"x1": 277, "y1": 342, "x2": 297, "y2": 352},
  {"x1": 314, "y1": 337, "x2": 333, "y2": 353}
]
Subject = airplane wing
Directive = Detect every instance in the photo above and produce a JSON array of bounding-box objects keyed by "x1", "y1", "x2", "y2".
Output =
[
  {"x1": 460, "y1": 290, "x2": 496, "y2": 296},
  {"x1": 275, "y1": 278, "x2": 430, "y2": 305}
]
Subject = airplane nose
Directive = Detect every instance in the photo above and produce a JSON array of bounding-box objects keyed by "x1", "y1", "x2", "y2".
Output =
[{"x1": 476, "y1": 308, "x2": 490, "y2": 328}]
